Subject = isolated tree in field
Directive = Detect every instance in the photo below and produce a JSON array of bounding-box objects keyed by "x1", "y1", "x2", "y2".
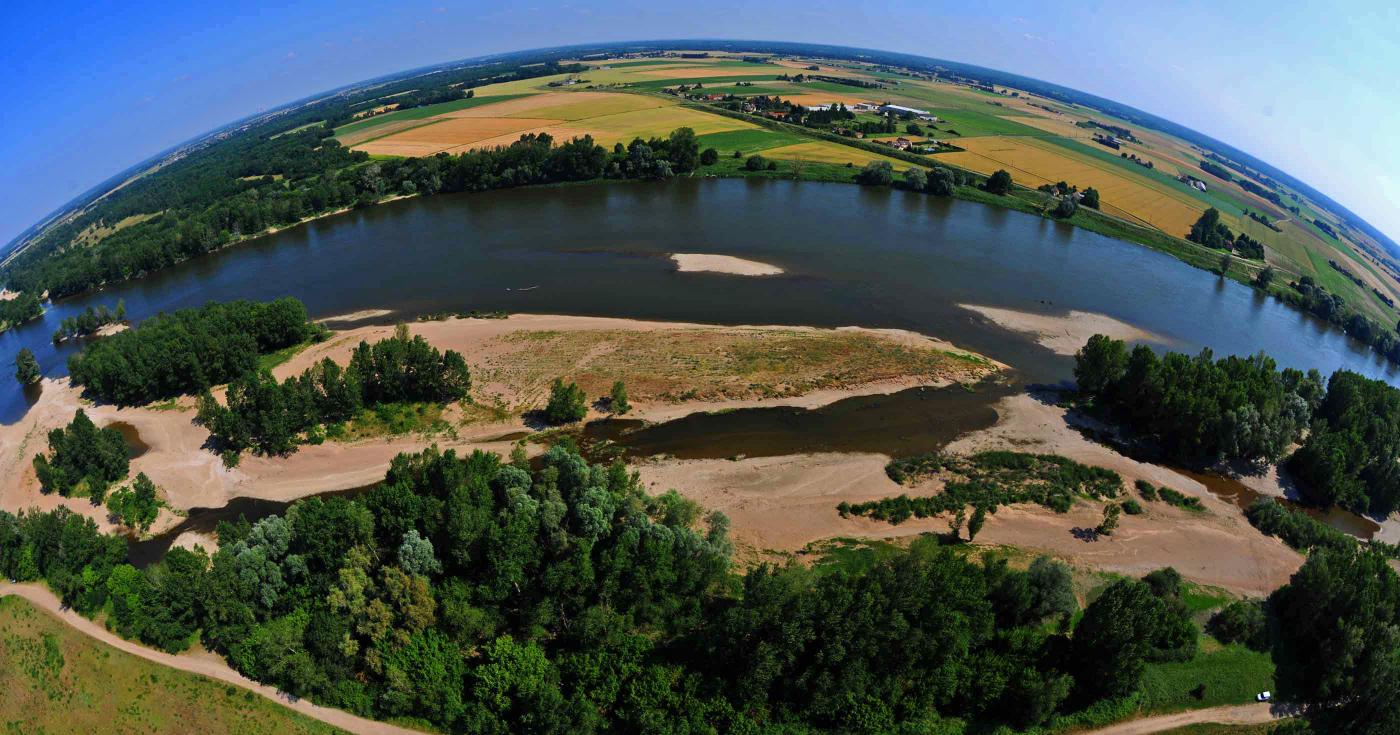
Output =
[
  {"x1": 545, "y1": 378, "x2": 587, "y2": 424},
  {"x1": 857, "y1": 160, "x2": 895, "y2": 186},
  {"x1": 985, "y1": 169, "x2": 1013, "y2": 195},
  {"x1": 744, "y1": 154, "x2": 769, "y2": 171},
  {"x1": 905, "y1": 122, "x2": 923, "y2": 135},
  {"x1": 1218, "y1": 253, "x2": 1233, "y2": 276},
  {"x1": 14, "y1": 347, "x2": 39, "y2": 385},
  {"x1": 609, "y1": 380, "x2": 630, "y2": 414},
  {"x1": 700, "y1": 147, "x2": 719, "y2": 166},
  {"x1": 1081, "y1": 187, "x2": 1101, "y2": 209},
  {"x1": 1097, "y1": 503, "x2": 1121, "y2": 535}
]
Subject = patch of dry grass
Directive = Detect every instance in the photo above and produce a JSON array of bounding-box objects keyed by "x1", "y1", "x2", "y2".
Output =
[{"x1": 474, "y1": 327, "x2": 995, "y2": 410}]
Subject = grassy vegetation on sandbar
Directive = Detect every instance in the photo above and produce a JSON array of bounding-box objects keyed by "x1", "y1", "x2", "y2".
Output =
[{"x1": 0, "y1": 595, "x2": 343, "y2": 734}]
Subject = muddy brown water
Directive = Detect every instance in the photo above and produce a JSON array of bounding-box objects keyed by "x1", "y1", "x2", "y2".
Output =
[
  {"x1": 1171, "y1": 467, "x2": 1381, "y2": 539},
  {"x1": 126, "y1": 484, "x2": 375, "y2": 568},
  {"x1": 106, "y1": 421, "x2": 150, "y2": 459},
  {"x1": 582, "y1": 381, "x2": 1014, "y2": 461}
]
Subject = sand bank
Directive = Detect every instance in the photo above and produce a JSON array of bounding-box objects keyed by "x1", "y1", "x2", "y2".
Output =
[
  {"x1": 1, "y1": 314, "x2": 995, "y2": 534},
  {"x1": 317, "y1": 308, "x2": 395, "y2": 323},
  {"x1": 670, "y1": 253, "x2": 784, "y2": 276},
  {"x1": 639, "y1": 389, "x2": 1303, "y2": 595},
  {"x1": 960, "y1": 303, "x2": 1169, "y2": 355}
]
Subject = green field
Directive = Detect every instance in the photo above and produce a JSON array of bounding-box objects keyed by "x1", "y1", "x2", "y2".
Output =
[
  {"x1": 0, "y1": 595, "x2": 343, "y2": 734},
  {"x1": 694, "y1": 128, "x2": 809, "y2": 154},
  {"x1": 1141, "y1": 642, "x2": 1276, "y2": 713}
]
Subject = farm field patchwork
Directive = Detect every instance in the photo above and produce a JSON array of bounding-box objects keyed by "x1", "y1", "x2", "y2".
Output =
[{"x1": 760, "y1": 140, "x2": 912, "y2": 168}]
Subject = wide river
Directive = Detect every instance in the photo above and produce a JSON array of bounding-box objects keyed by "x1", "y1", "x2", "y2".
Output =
[{"x1": 3, "y1": 178, "x2": 1395, "y2": 425}]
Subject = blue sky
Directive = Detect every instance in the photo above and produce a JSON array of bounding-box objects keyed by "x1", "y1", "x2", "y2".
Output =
[{"x1": 2, "y1": 0, "x2": 1397, "y2": 247}]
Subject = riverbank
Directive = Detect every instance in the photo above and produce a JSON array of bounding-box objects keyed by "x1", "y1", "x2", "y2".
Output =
[
  {"x1": 959, "y1": 303, "x2": 1171, "y2": 356},
  {"x1": 670, "y1": 253, "x2": 784, "y2": 276},
  {"x1": 0, "y1": 314, "x2": 998, "y2": 536},
  {"x1": 637, "y1": 388, "x2": 1303, "y2": 595}
]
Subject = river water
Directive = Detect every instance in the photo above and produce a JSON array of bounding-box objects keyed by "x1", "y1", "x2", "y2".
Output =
[
  {"x1": 3, "y1": 178, "x2": 1393, "y2": 543},
  {"x1": 3, "y1": 178, "x2": 1393, "y2": 426}
]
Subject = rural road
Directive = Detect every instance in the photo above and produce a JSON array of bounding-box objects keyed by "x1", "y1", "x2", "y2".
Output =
[
  {"x1": 0, "y1": 583, "x2": 427, "y2": 735},
  {"x1": 1083, "y1": 702, "x2": 1289, "y2": 734}
]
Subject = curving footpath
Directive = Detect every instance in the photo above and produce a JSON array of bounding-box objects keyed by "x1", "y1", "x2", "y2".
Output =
[
  {"x1": 1082, "y1": 702, "x2": 1289, "y2": 734},
  {"x1": 0, "y1": 583, "x2": 427, "y2": 735}
]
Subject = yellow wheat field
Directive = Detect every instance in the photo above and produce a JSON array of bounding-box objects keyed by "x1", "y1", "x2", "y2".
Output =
[{"x1": 938, "y1": 136, "x2": 1205, "y2": 235}]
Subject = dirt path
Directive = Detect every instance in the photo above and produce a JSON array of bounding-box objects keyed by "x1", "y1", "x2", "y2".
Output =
[
  {"x1": 1081, "y1": 703, "x2": 1285, "y2": 734},
  {"x1": 0, "y1": 583, "x2": 426, "y2": 735}
]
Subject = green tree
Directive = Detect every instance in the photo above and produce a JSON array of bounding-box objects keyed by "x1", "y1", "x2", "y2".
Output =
[
  {"x1": 1218, "y1": 252, "x2": 1233, "y2": 276},
  {"x1": 545, "y1": 378, "x2": 587, "y2": 424},
  {"x1": 903, "y1": 167, "x2": 928, "y2": 191},
  {"x1": 609, "y1": 380, "x2": 630, "y2": 415},
  {"x1": 32, "y1": 409, "x2": 130, "y2": 500},
  {"x1": 744, "y1": 154, "x2": 769, "y2": 171},
  {"x1": 106, "y1": 473, "x2": 161, "y2": 532},
  {"x1": 1097, "y1": 504, "x2": 1121, "y2": 535},
  {"x1": 1270, "y1": 546, "x2": 1400, "y2": 735},
  {"x1": 966, "y1": 505, "x2": 986, "y2": 540},
  {"x1": 1053, "y1": 196, "x2": 1078, "y2": 218},
  {"x1": 1074, "y1": 334, "x2": 1129, "y2": 396},
  {"x1": 666, "y1": 127, "x2": 700, "y2": 173},
  {"x1": 1027, "y1": 555, "x2": 1077, "y2": 622},
  {"x1": 14, "y1": 347, "x2": 40, "y2": 386},
  {"x1": 1255, "y1": 264, "x2": 1275, "y2": 289},
  {"x1": 856, "y1": 161, "x2": 894, "y2": 186},
  {"x1": 699, "y1": 147, "x2": 719, "y2": 166},
  {"x1": 1081, "y1": 187, "x2": 1101, "y2": 209},
  {"x1": 985, "y1": 169, "x2": 1013, "y2": 195}
]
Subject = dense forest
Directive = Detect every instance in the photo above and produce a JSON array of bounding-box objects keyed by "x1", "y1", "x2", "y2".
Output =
[
  {"x1": 1076, "y1": 335, "x2": 1400, "y2": 516},
  {"x1": 0, "y1": 290, "x2": 43, "y2": 331},
  {"x1": 52, "y1": 300, "x2": 125, "y2": 342},
  {"x1": 1073, "y1": 335, "x2": 1323, "y2": 465},
  {"x1": 0, "y1": 442, "x2": 1392, "y2": 733},
  {"x1": 67, "y1": 298, "x2": 315, "y2": 404},
  {"x1": 197, "y1": 324, "x2": 471, "y2": 458},
  {"x1": 31, "y1": 409, "x2": 130, "y2": 501},
  {"x1": 1288, "y1": 370, "x2": 1400, "y2": 515}
]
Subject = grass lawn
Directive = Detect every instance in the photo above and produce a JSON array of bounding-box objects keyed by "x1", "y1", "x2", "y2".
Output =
[
  {"x1": 695, "y1": 128, "x2": 808, "y2": 155},
  {"x1": 0, "y1": 595, "x2": 343, "y2": 734},
  {"x1": 1141, "y1": 642, "x2": 1275, "y2": 713}
]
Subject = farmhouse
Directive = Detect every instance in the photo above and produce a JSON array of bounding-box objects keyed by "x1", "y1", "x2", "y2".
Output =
[
  {"x1": 879, "y1": 104, "x2": 931, "y2": 117},
  {"x1": 852, "y1": 102, "x2": 879, "y2": 112},
  {"x1": 892, "y1": 137, "x2": 912, "y2": 150}
]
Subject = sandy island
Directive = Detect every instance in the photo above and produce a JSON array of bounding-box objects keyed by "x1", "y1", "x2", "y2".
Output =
[
  {"x1": 0, "y1": 314, "x2": 995, "y2": 537},
  {"x1": 960, "y1": 303, "x2": 1170, "y2": 356},
  {"x1": 671, "y1": 253, "x2": 784, "y2": 276},
  {"x1": 638, "y1": 389, "x2": 1304, "y2": 595}
]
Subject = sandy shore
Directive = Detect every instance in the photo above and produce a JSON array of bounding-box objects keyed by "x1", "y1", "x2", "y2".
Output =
[
  {"x1": 670, "y1": 253, "x2": 784, "y2": 276},
  {"x1": 639, "y1": 389, "x2": 1302, "y2": 595},
  {"x1": 317, "y1": 308, "x2": 395, "y2": 323},
  {"x1": 277, "y1": 314, "x2": 998, "y2": 414},
  {"x1": 0, "y1": 314, "x2": 995, "y2": 535},
  {"x1": 960, "y1": 303, "x2": 1171, "y2": 355}
]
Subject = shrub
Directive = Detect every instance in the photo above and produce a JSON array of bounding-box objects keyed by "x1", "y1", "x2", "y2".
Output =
[{"x1": 545, "y1": 378, "x2": 587, "y2": 424}]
